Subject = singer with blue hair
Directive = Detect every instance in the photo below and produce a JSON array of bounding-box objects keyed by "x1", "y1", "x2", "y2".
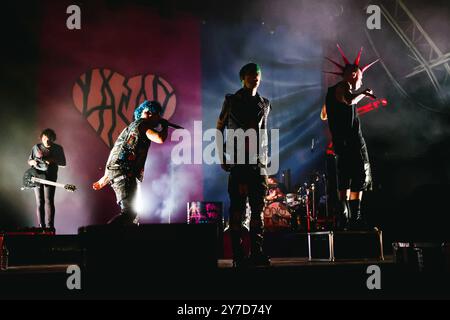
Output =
[
  {"x1": 133, "y1": 100, "x2": 163, "y2": 121},
  {"x1": 92, "y1": 100, "x2": 168, "y2": 225}
]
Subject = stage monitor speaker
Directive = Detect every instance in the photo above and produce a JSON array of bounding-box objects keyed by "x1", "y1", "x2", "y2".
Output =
[
  {"x1": 2, "y1": 233, "x2": 81, "y2": 266},
  {"x1": 393, "y1": 242, "x2": 447, "y2": 272},
  {"x1": 78, "y1": 224, "x2": 218, "y2": 275}
]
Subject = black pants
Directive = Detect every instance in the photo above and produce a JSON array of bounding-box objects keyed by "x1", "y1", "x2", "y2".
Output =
[
  {"x1": 335, "y1": 144, "x2": 372, "y2": 192},
  {"x1": 34, "y1": 184, "x2": 56, "y2": 228},
  {"x1": 228, "y1": 165, "x2": 267, "y2": 258}
]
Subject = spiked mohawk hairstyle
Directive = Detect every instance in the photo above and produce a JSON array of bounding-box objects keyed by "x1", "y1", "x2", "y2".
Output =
[{"x1": 324, "y1": 44, "x2": 379, "y2": 77}]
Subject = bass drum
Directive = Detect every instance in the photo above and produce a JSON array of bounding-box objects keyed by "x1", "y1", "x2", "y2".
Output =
[{"x1": 263, "y1": 201, "x2": 292, "y2": 232}]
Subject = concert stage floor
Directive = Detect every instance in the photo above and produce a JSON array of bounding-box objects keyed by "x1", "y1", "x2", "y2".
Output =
[
  {"x1": 218, "y1": 257, "x2": 394, "y2": 268},
  {"x1": 1, "y1": 256, "x2": 449, "y2": 300}
]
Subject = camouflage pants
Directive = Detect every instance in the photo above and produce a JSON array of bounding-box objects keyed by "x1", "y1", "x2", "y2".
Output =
[{"x1": 109, "y1": 174, "x2": 139, "y2": 225}]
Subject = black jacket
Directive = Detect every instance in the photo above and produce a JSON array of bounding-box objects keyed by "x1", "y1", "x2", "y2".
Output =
[{"x1": 217, "y1": 88, "x2": 271, "y2": 167}]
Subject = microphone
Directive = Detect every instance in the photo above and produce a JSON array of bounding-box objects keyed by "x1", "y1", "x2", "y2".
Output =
[
  {"x1": 160, "y1": 119, "x2": 184, "y2": 129},
  {"x1": 167, "y1": 121, "x2": 184, "y2": 130}
]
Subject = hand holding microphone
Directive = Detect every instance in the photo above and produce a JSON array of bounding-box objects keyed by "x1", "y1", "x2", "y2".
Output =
[{"x1": 362, "y1": 88, "x2": 377, "y2": 100}]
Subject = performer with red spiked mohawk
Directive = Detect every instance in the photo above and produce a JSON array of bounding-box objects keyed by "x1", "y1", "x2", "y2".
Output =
[{"x1": 321, "y1": 44, "x2": 379, "y2": 230}]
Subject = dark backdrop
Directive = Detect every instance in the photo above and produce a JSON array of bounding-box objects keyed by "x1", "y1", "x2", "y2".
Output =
[{"x1": 1, "y1": 0, "x2": 449, "y2": 242}]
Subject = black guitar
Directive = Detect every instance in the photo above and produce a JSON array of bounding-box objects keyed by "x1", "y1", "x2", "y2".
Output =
[{"x1": 22, "y1": 167, "x2": 77, "y2": 192}]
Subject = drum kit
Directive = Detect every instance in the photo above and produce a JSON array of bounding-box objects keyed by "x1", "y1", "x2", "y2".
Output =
[{"x1": 263, "y1": 172, "x2": 327, "y2": 232}]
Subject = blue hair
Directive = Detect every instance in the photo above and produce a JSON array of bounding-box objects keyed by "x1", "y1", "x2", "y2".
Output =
[{"x1": 134, "y1": 100, "x2": 163, "y2": 120}]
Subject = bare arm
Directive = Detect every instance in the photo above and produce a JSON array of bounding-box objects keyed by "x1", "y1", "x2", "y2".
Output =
[
  {"x1": 146, "y1": 124, "x2": 168, "y2": 144},
  {"x1": 93, "y1": 147, "x2": 114, "y2": 191},
  {"x1": 92, "y1": 174, "x2": 110, "y2": 190},
  {"x1": 320, "y1": 104, "x2": 327, "y2": 121}
]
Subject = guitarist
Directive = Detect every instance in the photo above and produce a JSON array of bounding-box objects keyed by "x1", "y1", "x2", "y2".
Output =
[{"x1": 28, "y1": 128, "x2": 66, "y2": 232}]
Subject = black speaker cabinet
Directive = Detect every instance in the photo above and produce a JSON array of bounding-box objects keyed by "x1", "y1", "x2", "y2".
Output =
[
  {"x1": 78, "y1": 224, "x2": 218, "y2": 275},
  {"x1": 1, "y1": 233, "x2": 80, "y2": 266}
]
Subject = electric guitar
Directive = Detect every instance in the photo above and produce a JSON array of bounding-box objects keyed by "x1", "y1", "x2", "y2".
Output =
[{"x1": 22, "y1": 167, "x2": 77, "y2": 192}]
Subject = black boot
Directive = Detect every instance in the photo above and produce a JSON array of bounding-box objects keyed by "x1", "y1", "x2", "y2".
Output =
[
  {"x1": 349, "y1": 199, "x2": 367, "y2": 230},
  {"x1": 107, "y1": 213, "x2": 138, "y2": 226},
  {"x1": 336, "y1": 199, "x2": 350, "y2": 230},
  {"x1": 230, "y1": 230, "x2": 246, "y2": 268},
  {"x1": 108, "y1": 206, "x2": 139, "y2": 226},
  {"x1": 248, "y1": 231, "x2": 270, "y2": 266}
]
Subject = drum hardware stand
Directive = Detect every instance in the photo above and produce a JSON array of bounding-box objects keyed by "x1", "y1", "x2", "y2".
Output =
[
  {"x1": 322, "y1": 173, "x2": 329, "y2": 218},
  {"x1": 305, "y1": 181, "x2": 320, "y2": 232},
  {"x1": 305, "y1": 184, "x2": 313, "y2": 233}
]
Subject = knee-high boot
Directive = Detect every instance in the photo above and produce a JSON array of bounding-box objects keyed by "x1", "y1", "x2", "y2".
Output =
[
  {"x1": 349, "y1": 199, "x2": 366, "y2": 229},
  {"x1": 230, "y1": 230, "x2": 244, "y2": 267},
  {"x1": 336, "y1": 199, "x2": 350, "y2": 230}
]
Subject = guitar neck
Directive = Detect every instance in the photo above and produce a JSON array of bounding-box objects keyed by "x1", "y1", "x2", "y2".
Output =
[{"x1": 32, "y1": 178, "x2": 66, "y2": 189}]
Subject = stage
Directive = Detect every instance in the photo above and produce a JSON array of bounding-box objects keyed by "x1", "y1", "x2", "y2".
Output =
[
  {"x1": 1, "y1": 228, "x2": 449, "y2": 300},
  {"x1": 2, "y1": 0, "x2": 450, "y2": 302},
  {"x1": 1, "y1": 257, "x2": 450, "y2": 300}
]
